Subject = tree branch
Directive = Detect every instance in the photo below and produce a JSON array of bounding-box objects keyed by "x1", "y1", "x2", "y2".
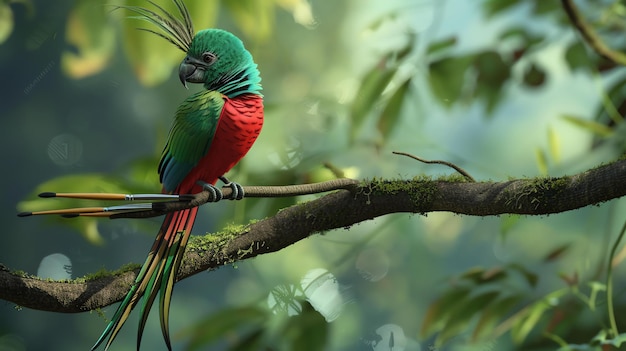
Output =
[
  {"x1": 561, "y1": 0, "x2": 626, "y2": 66},
  {"x1": 110, "y1": 178, "x2": 360, "y2": 219},
  {"x1": 2, "y1": 159, "x2": 626, "y2": 313}
]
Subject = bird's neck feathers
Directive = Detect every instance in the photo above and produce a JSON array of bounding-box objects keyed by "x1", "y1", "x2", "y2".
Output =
[{"x1": 206, "y1": 62, "x2": 262, "y2": 98}]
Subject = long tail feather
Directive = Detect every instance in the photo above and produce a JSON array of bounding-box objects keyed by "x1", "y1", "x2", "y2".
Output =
[
  {"x1": 159, "y1": 207, "x2": 196, "y2": 348},
  {"x1": 91, "y1": 220, "x2": 169, "y2": 351},
  {"x1": 39, "y1": 192, "x2": 193, "y2": 201},
  {"x1": 91, "y1": 207, "x2": 198, "y2": 351},
  {"x1": 19, "y1": 201, "x2": 193, "y2": 218}
]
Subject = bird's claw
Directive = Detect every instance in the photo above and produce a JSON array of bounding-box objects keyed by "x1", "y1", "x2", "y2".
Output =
[
  {"x1": 197, "y1": 178, "x2": 245, "y2": 202},
  {"x1": 197, "y1": 181, "x2": 224, "y2": 202},
  {"x1": 218, "y1": 176, "x2": 245, "y2": 200}
]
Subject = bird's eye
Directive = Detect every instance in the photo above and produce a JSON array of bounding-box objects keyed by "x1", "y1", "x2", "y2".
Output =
[{"x1": 201, "y1": 52, "x2": 217, "y2": 64}]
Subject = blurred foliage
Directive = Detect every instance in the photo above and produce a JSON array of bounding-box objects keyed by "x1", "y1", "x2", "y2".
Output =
[
  {"x1": 17, "y1": 156, "x2": 159, "y2": 244},
  {"x1": 426, "y1": 27, "x2": 544, "y2": 114},
  {"x1": 0, "y1": 0, "x2": 33, "y2": 43},
  {"x1": 180, "y1": 301, "x2": 327, "y2": 351},
  {"x1": 349, "y1": 32, "x2": 414, "y2": 143},
  {"x1": 5, "y1": 0, "x2": 626, "y2": 350},
  {"x1": 412, "y1": 2, "x2": 626, "y2": 349},
  {"x1": 0, "y1": 0, "x2": 314, "y2": 85},
  {"x1": 419, "y1": 242, "x2": 626, "y2": 349}
]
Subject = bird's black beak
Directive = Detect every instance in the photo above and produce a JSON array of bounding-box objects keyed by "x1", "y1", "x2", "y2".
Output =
[{"x1": 178, "y1": 56, "x2": 206, "y2": 89}]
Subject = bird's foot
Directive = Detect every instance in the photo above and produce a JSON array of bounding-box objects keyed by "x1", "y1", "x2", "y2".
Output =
[
  {"x1": 218, "y1": 176, "x2": 245, "y2": 200},
  {"x1": 197, "y1": 181, "x2": 224, "y2": 202}
]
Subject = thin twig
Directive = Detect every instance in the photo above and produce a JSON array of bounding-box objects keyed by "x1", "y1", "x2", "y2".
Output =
[
  {"x1": 561, "y1": 0, "x2": 626, "y2": 66},
  {"x1": 607, "y1": 219, "x2": 626, "y2": 337},
  {"x1": 392, "y1": 151, "x2": 475, "y2": 182}
]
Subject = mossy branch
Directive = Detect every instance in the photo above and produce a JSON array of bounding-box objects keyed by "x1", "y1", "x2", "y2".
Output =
[{"x1": 1, "y1": 159, "x2": 625, "y2": 313}]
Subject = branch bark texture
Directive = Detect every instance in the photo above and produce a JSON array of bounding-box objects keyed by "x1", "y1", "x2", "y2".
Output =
[{"x1": 2, "y1": 159, "x2": 625, "y2": 313}]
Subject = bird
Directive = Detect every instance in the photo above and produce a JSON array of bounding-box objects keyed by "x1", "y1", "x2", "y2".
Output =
[{"x1": 88, "y1": 1, "x2": 264, "y2": 350}]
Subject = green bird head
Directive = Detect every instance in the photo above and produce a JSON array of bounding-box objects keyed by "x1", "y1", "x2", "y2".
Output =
[
  {"x1": 180, "y1": 29, "x2": 262, "y2": 97},
  {"x1": 121, "y1": 0, "x2": 261, "y2": 97}
]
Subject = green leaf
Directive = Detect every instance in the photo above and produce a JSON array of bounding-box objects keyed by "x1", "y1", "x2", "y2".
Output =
[
  {"x1": 421, "y1": 286, "x2": 472, "y2": 337},
  {"x1": 124, "y1": 156, "x2": 160, "y2": 192},
  {"x1": 511, "y1": 289, "x2": 567, "y2": 343},
  {"x1": 119, "y1": 0, "x2": 180, "y2": 86},
  {"x1": 426, "y1": 36, "x2": 457, "y2": 56},
  {"x1": 522, "y1": 63, "x2": 546, "y2": 88},
  {"x1": 547, "y1": 126, "x2": 560, "y2": 163},
  {"x1": 185, "y1": 0, "x2": 220, "y2": 32},
  {"x1": 229, "y1": 328, "x2": 264, "y2": 351},
  {"x1": 472, "y1": 294, "x2": 523, "y2": 341},
  {"x1": 499, "y1": 27, "x2": 544, "y2": 52},
  {"x1": 17, "y1": 174, "x2": 132, "y2": 244},
  {"x1": 562, "y1": 115, "x2": 613, "y2": 137},
  {"x1": 474, "y1": 51, "x2": 509, "y2": 83},
  {"x1": 0, "y1": 0, "x2": 32, "y2": 44},
  {"x1": 61, "y1": 0, "x2": 116, "y2": 79},
  {"x1": 0, "y1": 1, "x2": 13, "y2": 44},
  {"x1": 500, "y1": 214, "x2": 521, "y2": 238},
  {"x1": 596, "y1": 77, "x2": 626, "y2": 125},
  {"x1": 428, "y1": 55, "x2": 473, "y2": 108},
  {"x1": 482, "y1": 0, "x2": 519, "y2": 18},
  {"x1": 473, "y1": 51, "x2": 511, "y2": 114},
  {"x1": 511, "y1": 302, "x2": 548, "y2": 343},
  {"x1": 556, "y1": 328, "x2": 626, "y2": 350},
  {"x1": 376, "y1": 79, "x2": 411, "y2": 142},
  {"x1": 181, "y1": 306, "x2": 269, "y2": 351},
  {"x1": 509, "y1": 263, "x2": 539, "y2": 288},
  {"x1": 565, "y1": 41, "x2": 589, "y2": 72},
  {"x1": 350, "y1": 60, "x2": 396, "y2": 135},
  {"x1": 543, "y1": 244, "x2": 570, "y2": 262},
  {"x1": 603, "y1": 332, "x2": 626, "y2": 347},
  {"x1": 222, "y1": 0, "x2": 275, "y2": 42},
  {"x1": 535, "y1": 148, "x2": 548, "y2": 175},
  {"x1": 532, "y1": 0, "x2": 561, "y2": 15},
  {"x1": 459, "y1": 266, "x2": 508, "y2": 284},
  {"x1": 589, "y1": 329, "x2": 609, "y2": 345},
  {"x1": 437, "y1": 290, "x2": 501, "y2": 346},
  {"x1": 275, "y1": 0, "x2": 316, "y2": 28},
  {"x1": 120, "y1": 0, "x2": 219, "y2": 86},
  {"x1": 587, "y1": 281, "x2": 606, "y2": 291},
  {"x1": 284, "y1": 302, "x2": 328, "y2": 351},
  {"x1": 587, "y1": 281, "x2": 607, "y2": 307}
]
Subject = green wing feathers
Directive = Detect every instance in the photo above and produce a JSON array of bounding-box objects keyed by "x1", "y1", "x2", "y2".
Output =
[{"x1": 159, "y1": 91, "x2": 225, "y2": 193}]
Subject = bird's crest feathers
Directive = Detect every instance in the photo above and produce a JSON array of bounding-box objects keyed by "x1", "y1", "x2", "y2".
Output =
[{"x1": 118, "y1": 0, "x2": 194, "y2": 52}]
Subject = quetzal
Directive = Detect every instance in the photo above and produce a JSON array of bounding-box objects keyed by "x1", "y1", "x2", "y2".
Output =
[{"x1": 91, "y1": 1, "x2": 263, "y2": 350}]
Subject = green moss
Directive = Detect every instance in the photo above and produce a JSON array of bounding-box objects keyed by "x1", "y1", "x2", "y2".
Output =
[
  {"x1": 435, "y1": 173, "x2": 469, "y2": 183},
  {"x1": 362, "y1": 174, "x2": 467, "y2": 211},
  {"x1": 188, "y1": 223, "x2": 246, "y2": 256},
  {"x1": 69, "y1": 263, "x2": 141, "y2": 284},
  {"x1": 11, "y1": 270, "x2": 31, "y2": 278},
  {"x1": 523, "y1": 177, "x2": 570, "y2": 199},
  {"x1": 509, "y1": 176, "x2": 571, "y2": 210},
  {"x1": 185, "y1": 223, "x2": 256, "y2": 267},
  {"x1": 366, "y1": 177, "x2": 438, "y2": 211},
  {"x1": 92, "y1": 308, "x2": 107, "y2": 320}
]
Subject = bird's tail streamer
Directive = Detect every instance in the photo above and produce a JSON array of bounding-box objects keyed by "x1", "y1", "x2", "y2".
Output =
[{"x1": 91, "y1": 206, "x2": 199, "y2": 351}]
